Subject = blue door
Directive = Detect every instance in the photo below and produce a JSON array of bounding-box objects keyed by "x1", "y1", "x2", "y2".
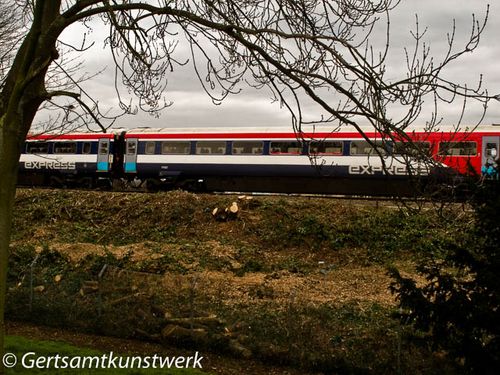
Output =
[
  {"x1": 124, "y1": 139, "x2": 138, "y2": 173},
  {"x1": 97, "y1": 139, "x2": 110, "y2": 172},
  {"x1": 482, "y1": 136, "x2": 499, "y2": 179}
]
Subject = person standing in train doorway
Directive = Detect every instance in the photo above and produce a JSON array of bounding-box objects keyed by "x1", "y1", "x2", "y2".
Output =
[{"x1": 482, "y1": 146, "x2": 499, "y2": 180}]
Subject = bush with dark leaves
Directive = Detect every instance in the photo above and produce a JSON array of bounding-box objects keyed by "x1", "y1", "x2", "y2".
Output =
[{"x1": 389, "y1": 182, "x2": 500, "y2": 374}]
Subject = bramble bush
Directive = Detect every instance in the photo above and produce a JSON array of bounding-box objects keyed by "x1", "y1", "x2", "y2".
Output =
[{"x1": 389, "y1": 182, "x2": 500, "y2": 374}]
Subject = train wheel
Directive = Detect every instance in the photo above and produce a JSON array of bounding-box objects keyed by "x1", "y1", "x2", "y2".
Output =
[
  {"x1": 145, "y1": 178, "x2": 160, "y2": 192},
  {"x1": 112, "y1": 178, "x2": 127, "y2": 191},
  {"x1": 79, "y1": 177, "x2": 94, "y2": 189},
  {"x1": 181, "y1": 179, "x2": 206, "y2": 192},
  {"x1": 49, "y1": 176, "x2": 64, "y2": 188}
]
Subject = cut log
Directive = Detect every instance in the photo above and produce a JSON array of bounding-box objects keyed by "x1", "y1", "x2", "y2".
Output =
[
  {"x1": 212, "y1": 207, "x2": 228, "y2": 221},
  {"x1": 228, "y1": 339, "x2": 252, "y2": 359},
  {"x1": 237, "y1": 195, "x2": 257, "y2": 208},
  {"x1": 136, "y1": 308, "x2": 149, "y2": 320},
  {"x1": 135, "y1": 328, "x2": 161, "y2": 342},
  {"x1": 82, "y1": 280, "x2": 99, "y2": 288},
  {"x1": 226, "y1": 202, "x2": 239, "y2": 219},
  {"x1": 164, "y1": 315, "x2": 224, "y2": 330},
  {"x1": 213, "y1": 202, "x2": 239, "y2": 221},
  {"x1": 229, "y1": 202, "x2": 238, "y2": 214},
  {"x1": 108, "y1": 292, "x2": 142, "y2": 306},
  {"x1": 161, "y1": 324, "x2": 208, "y2": 344},
  {"x1": 80, "y1": 280, "x2": 99, "y2": 295}
]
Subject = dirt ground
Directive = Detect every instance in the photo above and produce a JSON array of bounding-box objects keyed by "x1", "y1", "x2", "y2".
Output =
[
  {"x1": 6, "y1": 321, "x2": 314, "y2": 375},
  {"x1": 10, "y1": 189, "x2": 445, "y2": 374},
  {"x1": 36, "y1": 241, "x2": 403, "y2": 308},
  {"x1": 8, "y1": 240, "x2": 413, "y2": 374}
]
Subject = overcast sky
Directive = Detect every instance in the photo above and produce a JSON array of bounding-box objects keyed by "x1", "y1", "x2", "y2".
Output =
[{"x1": 46, "y1": 0, "x2": 500, "y2": 130}]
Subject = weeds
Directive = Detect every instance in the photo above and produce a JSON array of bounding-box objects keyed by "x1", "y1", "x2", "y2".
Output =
[{"x1": 8, "y1": 189, "x2": 472, "y2": 373}]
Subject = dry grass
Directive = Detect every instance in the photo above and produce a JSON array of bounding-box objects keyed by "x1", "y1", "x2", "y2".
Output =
[{"x1": 8, "y1": 188, "x2": 469, "y2": 373}]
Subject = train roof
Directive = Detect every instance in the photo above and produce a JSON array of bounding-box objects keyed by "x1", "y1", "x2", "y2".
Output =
[
  {"x1": 26, "y1": 123, "x2": 500, "y2": 139},
  {"x1": 122, "y1": 123, "x2": 500, "y2": 134}
]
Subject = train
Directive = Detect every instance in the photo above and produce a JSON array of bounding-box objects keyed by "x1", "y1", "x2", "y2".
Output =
[{"x1": 17, "y1": 124, "x2": 500, "y2": 196}]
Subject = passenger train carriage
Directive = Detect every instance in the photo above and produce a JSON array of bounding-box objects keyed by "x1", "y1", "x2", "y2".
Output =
[
  {"x1": 18, "y1": 125, "x2": 500, "y2": 195},
  {"x1": 19, "y1": 132, "x2": 118, "y2": 187}
]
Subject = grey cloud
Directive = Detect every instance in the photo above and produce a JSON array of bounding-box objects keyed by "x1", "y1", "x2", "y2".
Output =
[{"x1": 50, "y1": 0, "x2": 499, "y2": 129}]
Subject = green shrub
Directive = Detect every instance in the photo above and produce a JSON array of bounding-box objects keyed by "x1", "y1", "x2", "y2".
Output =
[{"x1": 389, "y1": 183, "x2": 500, "y2": 374}]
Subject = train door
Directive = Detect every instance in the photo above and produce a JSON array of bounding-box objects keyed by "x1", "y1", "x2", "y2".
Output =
[
  {"x1": 97, "y1": 139, "x2": 110, "y2": 172},
  {"x1": 111, "y1": 131, "x2": 126, "y2": 176},
  {"x1": 124, "y1": 138, "x2": 138, "y2": 173},
  {"x1": 482, "y1": 136, "x2": 499, "y2": 163},
  {"x1": 482, "y1": 136, "x2": 499, "y2": 177}
]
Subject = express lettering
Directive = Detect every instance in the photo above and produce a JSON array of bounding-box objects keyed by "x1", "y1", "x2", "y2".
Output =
[
  {"x1": 24, "y1": 161, "x2": 76, "y2": 170},
  {"x1": 349, "y1": 165, "x2": 428, "y2": 176}
]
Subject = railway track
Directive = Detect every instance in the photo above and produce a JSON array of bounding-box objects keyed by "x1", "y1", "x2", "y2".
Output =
[{"x1": 17, "y1": 184, "x2": 468, "y2": 208}]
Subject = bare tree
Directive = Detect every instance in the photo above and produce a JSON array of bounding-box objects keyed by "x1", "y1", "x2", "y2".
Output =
[
  {"x1": 0, "y1": 1, "x2": 495, "y2": 370},
  {"x1": 0, "y1": 1, "x2": 22, "y2": 88}
]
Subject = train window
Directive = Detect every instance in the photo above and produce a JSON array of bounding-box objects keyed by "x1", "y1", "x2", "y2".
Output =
[
  {"x1": 485, "y1": 143, "x2": 497, "y2": 158},
  {"x1": 26, "y1": 142, "x2": 49, "y2": 154},
  {"x1": 232, "y1": 141, "x2": 263, "y2": 155},
  {"x1": 53, "y1": 142, "x2": 77, "y2": 154},
  {"x1": 195, "y1": 141, "x2": 226, "y2": 155},
  {"x1": 161, "y1": 141, "x2": 190, "y2": 154},
  {"x1": 99, "y1": 142, "x2": 109, "y2": 155},
  {"x1": 145, "y1": 141, "x2": 156, "y2": 155},
  {"x1": 270, "y1": 141, "x2": 302, "y2": 154},
  {"x1": 309, "y1": 141, "x2": 343, "y2": 155},
  {"x1": 439, "y1": 142, "x2": 477, "y2": 156},
  {"x1": 393, "y1": 142, "x2": 431, "y2": 157},
  {"x1": 126, "y1": 141, "x2": 137, "y2": 155},
  {"x1": 350, "y1": 140, "x2": 387, "y2": 156},
  {"x1": 82, "y1": 142, "x2": 92, "y2": 154}
]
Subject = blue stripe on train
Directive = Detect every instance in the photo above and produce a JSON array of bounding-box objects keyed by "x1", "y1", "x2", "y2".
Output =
[
  {"x1": 97, "y1": 161, "x2": 109, "y2": 172},
  {"x1": 124, "y1": 162, "x2": 137, "y2": 173}
]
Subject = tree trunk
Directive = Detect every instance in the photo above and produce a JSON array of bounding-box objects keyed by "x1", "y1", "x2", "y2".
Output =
[
  {"x1": 0, "y1": 111, "x2": 45, "y2": 375},
  {"x1": 0, "y1": 2, "x2": 63, "y2": 371},
  {"x1": 0, "y1": 118, "x2": 22, "y2": 374}
]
